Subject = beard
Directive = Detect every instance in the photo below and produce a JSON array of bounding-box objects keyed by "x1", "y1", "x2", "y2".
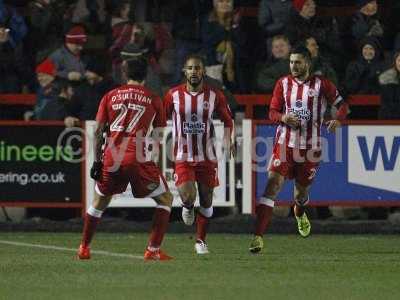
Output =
[
  {"x1": 188, "y1": 75, "x2": 203, "y2": 88},
  {"x1": 291, "y1": 68, "x2": 307, "y2": 79}
]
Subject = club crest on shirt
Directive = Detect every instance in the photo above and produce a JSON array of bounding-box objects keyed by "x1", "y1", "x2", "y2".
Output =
[
  {"x1": 308, "y1": 89, "x2": 317, "y2": 97},
  {"x1": 273, "y1": 159, "x2": 281, "y2": 167},
  {"x1": 203, "y1": 101, "x2": 210, "y2": 110},
  {"x1": 288, "y1": 106, "x2": 311, "y2": 121}
]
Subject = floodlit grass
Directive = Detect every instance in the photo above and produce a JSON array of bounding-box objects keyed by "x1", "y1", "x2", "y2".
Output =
[{"x1": 0, "y1": 233, "x2": 399, "y2": 300}]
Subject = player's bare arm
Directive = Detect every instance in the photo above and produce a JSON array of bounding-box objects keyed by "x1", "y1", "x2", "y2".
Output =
[
  {"x1": 223, "y1": 125, "x2": 235, "y2": 158},
  {"x1": 151, "y1": 127, "x2": 165, "y2": 163},
  {"x1": 323, "y1": 77, "x2": 349, "y2": 133},
  {"x1": 94, "y1": 121, "x2": 107, "y2": 162},
  {"x1": 90, "y1": 121, "x2": 107, "y2": 180}
]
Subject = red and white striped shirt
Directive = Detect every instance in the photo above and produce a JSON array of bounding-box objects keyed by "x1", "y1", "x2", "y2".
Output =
[
  {"x1": 164, "y1": 84, "x2": 233, "y2": 163},
  {"x1": 270, "y1": 75, "x2": 343, "y2": 149}
]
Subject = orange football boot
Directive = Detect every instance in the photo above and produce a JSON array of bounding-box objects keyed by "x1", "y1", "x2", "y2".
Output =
[
  {"x1": 144, "y1": 249, "x2": 173, "y2": 261},
  {"x1": 77, "y1": 244, "x2": 91, "y2": 259}
]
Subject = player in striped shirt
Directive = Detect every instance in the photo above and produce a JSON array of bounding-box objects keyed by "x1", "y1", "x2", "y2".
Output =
[
  {"x1": 164, "y1": 54, "x2": 234, "y2": 254},
  {"x1": 249, "y1": 46, "x2": 349, "y2": 253}
]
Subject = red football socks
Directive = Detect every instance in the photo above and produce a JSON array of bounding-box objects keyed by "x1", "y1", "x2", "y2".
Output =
[
  {"x1": 148, "y1": 208, "x2": 170, "y2": 248},
  {"x1": 196, "y1": 212, "x2": 209, "y2": 241},
  {"x1": 81, "y1": 213, "x2": 100, "y2": 247},
  {"x1": 254, "y1": 204, "x2": 273, "y2": 236}
]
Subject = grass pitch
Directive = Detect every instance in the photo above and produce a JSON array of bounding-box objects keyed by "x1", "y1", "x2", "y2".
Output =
[{"x1": 0, "y1": 233, "x2": 399, "y2": 300}]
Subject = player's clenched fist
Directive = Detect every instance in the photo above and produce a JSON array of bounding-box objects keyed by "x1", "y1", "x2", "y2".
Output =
[
  {"x1": 90, "y1": 161, "x2": 103, "y2": 180},
  {"x1": 281, "y1": 113, "x2": 300, "y2": 129}
]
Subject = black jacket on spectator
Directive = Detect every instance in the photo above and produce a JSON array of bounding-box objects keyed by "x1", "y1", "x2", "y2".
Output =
[
  {"x1": 285, "y1": 12, "x2": 342, "y2": 60},
  {"x1": 344, "y1": 37, "x2": 384, "y2": 95},
  {"x1": 0, "y1": 41, "x2": 29, "y2": 92},
  {"x1": 26, "y1": 0, "x2": 67, "y2": 63},
  {"x1": 39, "y1": 95, "x2": 69, "y2": 120},
  {"x1": 67, "y1": 78, "x2": 115, "y2": 120},
  {"x1": 201, "y1": 12, "x2": 249, "y2": 93},
  {"x1": 378, "y1": 68, "x2": 400, "y2": 119},
  {"x1": 285, "y1": 11, "x2": 347, "y2": 76},
  {"x1": 351, "y1": 12, "x2": 384, "y2": 45}
]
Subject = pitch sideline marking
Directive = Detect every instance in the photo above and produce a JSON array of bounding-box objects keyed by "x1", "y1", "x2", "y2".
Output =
[{"x1": 0, "y1": 240, "x2": 143, "y2": 259}]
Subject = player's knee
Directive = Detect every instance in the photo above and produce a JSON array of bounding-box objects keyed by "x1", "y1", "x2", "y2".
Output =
[
  {"x1": 266, "y1": 178, "x2": 283, "y2": 196},
  {"x1": 294, "y1": 195, "x2": 309, "y2": 207},
  {"x1": 181, "y1": 190, "x2": 196, "y2": 204},
  {"x1": 158, "y1": 191, "x2": 173, "y2": 207},
  {"x1": 294, "y1": 184, "x2": 309, "y2": 206}
]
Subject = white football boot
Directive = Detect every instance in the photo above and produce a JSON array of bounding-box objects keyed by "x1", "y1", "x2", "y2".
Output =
[
  {"x1": 195, "y1": 239, "x2": 209, "y2": 255},
  {"x1": 181, "y1": 206, "x2": 195, "y2": 226}
]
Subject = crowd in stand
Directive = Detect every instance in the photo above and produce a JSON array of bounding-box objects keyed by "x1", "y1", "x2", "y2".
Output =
[{"x1": 0, "y1": 0, "x2": 399, "y2": 121}]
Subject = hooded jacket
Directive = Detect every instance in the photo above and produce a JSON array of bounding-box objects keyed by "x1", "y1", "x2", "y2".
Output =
[
  {"x1": 344, "y1": 37, "x2": 384, "y2": 94},
  {"x1": 378, "y1": 67, "x2": 400, "y2": 119}
]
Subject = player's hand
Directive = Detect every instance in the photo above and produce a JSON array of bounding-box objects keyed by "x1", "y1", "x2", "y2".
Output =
[
  {"x1": 90, "y1": 161, "x2": 103, "y2": 181},
  {"x1": 282, "y1": 113, "x2": 300, "y2": 129},
  {"x1": 64, "y1": 116, "x2": 79, "y2": 128},
  {"x1": 68, "y1": 71, "x2": 82, "y2": 81},
  {"x1": 326, "y1": 119, "x2": 341, "y2": 133},
  {"x1": 230, "y1": 139, "x2": 236, "y2": 159}
]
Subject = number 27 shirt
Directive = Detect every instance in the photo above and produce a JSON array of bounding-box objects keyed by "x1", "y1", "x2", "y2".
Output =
[{"x1": 96, "y1": 84, "x2": 166, "y2": 167}]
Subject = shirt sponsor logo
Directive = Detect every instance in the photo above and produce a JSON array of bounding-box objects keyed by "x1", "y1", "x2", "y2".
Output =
[
  {"x1": 288, "y1": 107, "x2": 311, "y2": 121},
  {"x1": 183, "y1": 114, "x2": 205, "y2": 134},
  {"x1": 203, "y1": 101, "x2": 210, "y2": 110}
]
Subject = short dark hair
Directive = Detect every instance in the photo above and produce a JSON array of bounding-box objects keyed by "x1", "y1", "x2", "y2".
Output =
[
  {"x1": 290, "y1": 45, "x2": 312, "y2": 63},
  {"x1": 184, "y1": 54, "x2": 206, "y2": 67},
  {"x1": 125, "y1": 58, "x2": 147, "y2": 82}
]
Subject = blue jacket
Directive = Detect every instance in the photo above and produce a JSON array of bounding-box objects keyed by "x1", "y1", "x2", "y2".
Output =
[{"x1": 0, "y1": 0, "x2": 27, "y2": 48}]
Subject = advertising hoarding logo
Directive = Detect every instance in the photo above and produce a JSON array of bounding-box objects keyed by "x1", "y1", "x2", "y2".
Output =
[{"x1": 349, "y1": 126, "x2": 400, "y2": 193}]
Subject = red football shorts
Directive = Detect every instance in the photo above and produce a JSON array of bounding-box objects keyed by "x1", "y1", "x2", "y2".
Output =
[
  {"x1": 268, "y1": 143, "x2": 321, "y2": 186},
  {"x1": 174, "y1": 161, "x2": 219, "y2": 188},
  {"x1": 96, "y1": 161, "x2": 168, "y2": 198}
]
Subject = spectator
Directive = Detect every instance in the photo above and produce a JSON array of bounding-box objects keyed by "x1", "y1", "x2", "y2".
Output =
[
  {"x1": 378, "y1": 51, "x2": 400, "y2": 119},
  {"x1": 65, "y1": 55, "x2": 115, "y2": 126},
  {"x1": 257, "y1": 0, "x2": 292, "y2": 56},
  {"x1": 39, "y1": 78, "x2": 74, "y2": 120},
  {"x1": 0, "y1": 22, "x2": 29, "y2": 93},
  {"x1": 304, "y1": 36, "x2": 338, "y2": 85},
  {"x1": 344, "y1": 37, "x2": 384, "y2": 95},
  {"x1": 254, "y1": 35, "x2": 290, "y2": 93},
  {"x1": 0, "y1": 0, "x2": 27, "y2": 48},
  {"x1": 29, "y1": 58, "x2": 57, "y2": 120},
  {"x1": 285, "y1": 0, "x2": 344, "y2": 72},
  {"x1": 394, "y1": 33, "x2": 400, "y2": 52},
  {"x1": 108, "y1": 0, "x2": 132, "y2": 52},
  {"x1": 201, "y1": 0, "x2": 249, "y2": 92},
  {"x1": 49, "y1": 25, "x2": 88, "y2": 82},
  {"x1": 351, "y1": 0, "x2": 384, "y2": 46},
  {"x1": 120, "y1": 42, "x2": 163, "y2": 96},
  {"x1": 27, "y1": 0, "x2": 67, "y2": 65},
  {"x1": 171, "y1": 0, "x2": 208, "y2": 84},
  {"x1": 110, "y1": 22, "x2": 147, "y2": 82}
]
